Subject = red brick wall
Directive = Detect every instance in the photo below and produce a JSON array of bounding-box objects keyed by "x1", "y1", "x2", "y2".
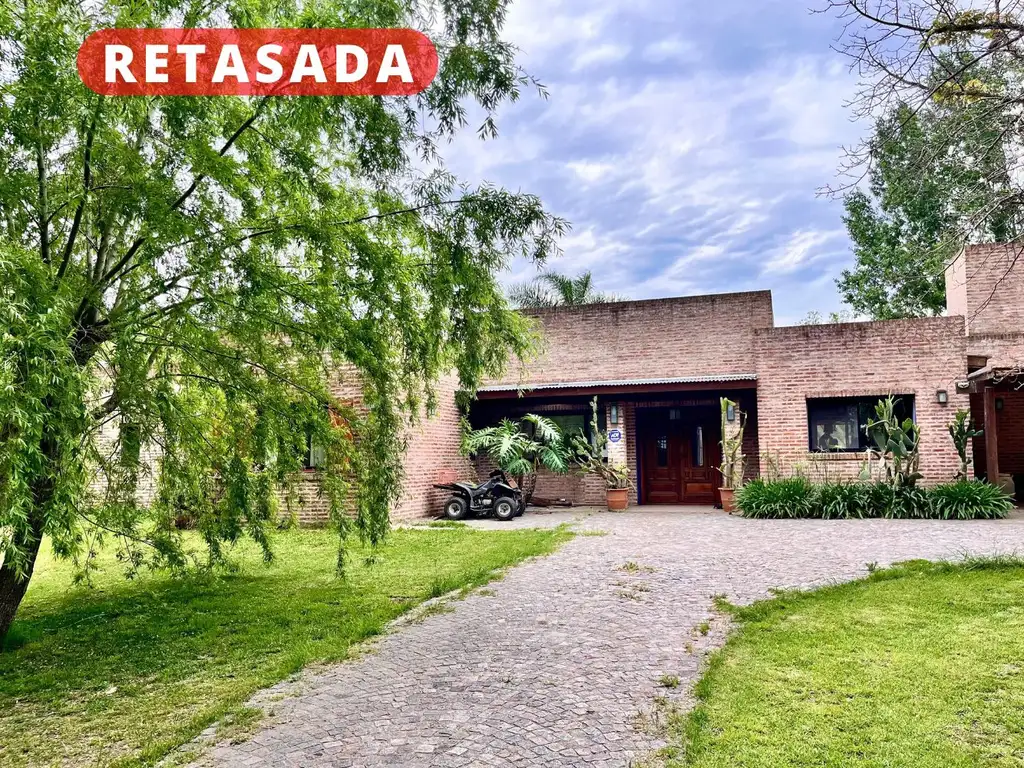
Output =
[
  {"x1": 392, "y1": 374, "x2": 477, "y2": 521},
  {"x1": 285, "y1": 370, "x2": 474, "y2": 525},
  {"x1": 946, "y1": 243, "x2": 1024, "y2": 337},
  {"x1": 486, "y1": 291, "x2": 774, "y2": 387},
  {"x1": 754, "y1": 317, "x2": 969, "y2": 483},
  {"x1": 967, "y1": 333, "x2": 1024, "y2": 370}
]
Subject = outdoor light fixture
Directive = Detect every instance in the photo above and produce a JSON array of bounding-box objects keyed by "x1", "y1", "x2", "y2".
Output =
[
  {"x1": 997, "y1": 398, "x2": 1005, "y2": 412},
  {"x1": 936, "y1": 390, "x2": 949, "y2": 405},
  {"x1": 726, "y1": 403, "x2": 737, "y2": 422},
  {"x1": 610, "y1": 405, "x2": 619, "y2": 425}
]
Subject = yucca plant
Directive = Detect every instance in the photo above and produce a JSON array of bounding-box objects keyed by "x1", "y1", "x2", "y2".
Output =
[
  {"x1": 930, "y1": 481, "x2": 1014, "y2": 520},
  {"x1": 462, "y1": 415, "x2": 570, "y2": 505},
  {"x1": 736, "y1": 478, "x2": 817, "y2": 519}
]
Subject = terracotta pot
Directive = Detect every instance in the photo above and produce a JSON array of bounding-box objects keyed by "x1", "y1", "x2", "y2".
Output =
[
  {"x1": 719, "y1": 488, "x2": 736, "y2": 514},
  {"x1": 606, "y1": 487, "x2": 629, "y2": 511}
]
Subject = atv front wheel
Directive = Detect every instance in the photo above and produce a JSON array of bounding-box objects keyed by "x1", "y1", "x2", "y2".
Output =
[
  {"x1": 444, "y1": 496, "x2": 469, "y2": 520},
  {"x1": 494, "y1": 498, "x2": 517, "y2": 521}
]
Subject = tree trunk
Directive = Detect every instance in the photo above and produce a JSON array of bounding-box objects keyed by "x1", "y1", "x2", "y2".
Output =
[{"x1": 0, "y1": 527, "x2": 43, "y2": 646}]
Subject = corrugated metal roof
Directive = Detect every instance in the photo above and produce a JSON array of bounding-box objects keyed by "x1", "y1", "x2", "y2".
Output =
[{"x1": 477, "y1": 373, "x2": 757, "y2": 393}]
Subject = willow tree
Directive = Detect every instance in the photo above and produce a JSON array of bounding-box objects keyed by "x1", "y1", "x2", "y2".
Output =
[{"x1": 0, "y1": 0, "x2": 566, "y2": 641}]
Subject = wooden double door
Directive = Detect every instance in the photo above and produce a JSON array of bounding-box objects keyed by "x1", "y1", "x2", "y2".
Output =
[{"x1": 640, "y1": 407, "x2": 720, "y2": 505}]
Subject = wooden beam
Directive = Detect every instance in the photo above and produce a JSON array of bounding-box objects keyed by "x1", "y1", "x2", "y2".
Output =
[{"x1": 984, "y1": 386, "x2": 1000, "y2": 484}]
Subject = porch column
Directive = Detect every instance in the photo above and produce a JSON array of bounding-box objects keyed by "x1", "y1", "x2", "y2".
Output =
[{"x1": 984, "y1": 386, "x2": 1000, "y2": 484}]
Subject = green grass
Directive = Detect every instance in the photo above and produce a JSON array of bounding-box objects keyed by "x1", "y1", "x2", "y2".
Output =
[
  {"x1": 0, "y1": 526, "x2": 571, "y2": 768},
  {"x1": 669, "y1": 558, "x2": 1024, "y2": 767}
]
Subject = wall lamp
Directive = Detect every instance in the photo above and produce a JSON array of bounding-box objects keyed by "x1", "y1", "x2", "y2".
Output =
[
  {"x1": 936, "y1": 390, "x2": 949, "y2": 405},
  {"x1": 996, "y1": 398, "x2": 1005, "y2": 412},
  {"x1": 726, "y1": 402, "x2": 737, "y2": 422},
  {"x1": 610, "y1": 404, "x2": 619, "y2": 425}
]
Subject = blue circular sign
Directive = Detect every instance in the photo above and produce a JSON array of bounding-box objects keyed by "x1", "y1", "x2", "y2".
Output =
[{"x1": 608, "y1": 429, "x2": 622, "y2": 443}]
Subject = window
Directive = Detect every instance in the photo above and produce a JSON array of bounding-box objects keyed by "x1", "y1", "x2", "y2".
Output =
[
  {"x1": 807, "y1": 395, "x2": 915, "y2": 452},
  {"x1": 656, "y1": 436, "x2": 669, "y2": 467},
  {"x1": 549, "y1": 413, "x2": 587, "y2": 439},
  {"x1": 303, "y1": 433, "x2": 326, "y2": 469},
  {"x1": 693, "y1": 425, "x2": 704, "y2": 467}
]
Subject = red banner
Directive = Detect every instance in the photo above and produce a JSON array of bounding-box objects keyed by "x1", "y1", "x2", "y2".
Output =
[{"x1": 77, "y1": 28, "x2": 438, "y2": 96}]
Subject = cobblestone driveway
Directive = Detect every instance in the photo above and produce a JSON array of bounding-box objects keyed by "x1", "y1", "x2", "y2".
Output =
[{"x1": 196, "y1": 508, "x2": 1024, "y2": 767}]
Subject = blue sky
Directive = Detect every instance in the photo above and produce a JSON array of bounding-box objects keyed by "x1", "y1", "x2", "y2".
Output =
[{"x1": 443, "y1": 0, "x2": 868, "y2": 325}]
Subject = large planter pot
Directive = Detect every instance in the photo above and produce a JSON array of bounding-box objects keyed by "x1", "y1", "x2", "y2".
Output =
[
  {"x1": 719, "y1": 487, "x2": 737, "y2": 514},
  {"x1": 606, "y1": 487, "x2": 629, "y2": 511}
]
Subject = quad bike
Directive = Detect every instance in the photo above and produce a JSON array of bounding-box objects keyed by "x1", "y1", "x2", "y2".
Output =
[{"x1": 434, "y1": 469, "x2": 525, "y2": 521}]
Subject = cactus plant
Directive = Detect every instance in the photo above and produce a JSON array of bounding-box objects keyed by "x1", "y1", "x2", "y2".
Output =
[
  {"x1": 948, "y1": 408, "x2": 983, "y2": 481},
  {"x1": 865, "y1": 396, "x2": 922, "y2": 489}
]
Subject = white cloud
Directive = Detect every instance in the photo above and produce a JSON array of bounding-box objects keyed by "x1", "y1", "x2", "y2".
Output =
[
  {"x1": 441, "y1": 0, "x2": 866, "y2": 319},
  {"x1": 762, "y1": 229, "x2": 845, "y2": 275},
  {"x1": 642, "y1": 37, "x2": 698, "y2": 63},
  {"x1": 572, "y1": 43, "x2": 631, "y2": 71}
]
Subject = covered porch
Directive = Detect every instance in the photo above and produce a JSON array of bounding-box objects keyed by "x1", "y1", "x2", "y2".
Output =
[
  {"x1": 470, "y1": 374, "x2": 759, "y2": 507},
  {"x1": 962, "y1": 365, "x2": 1024, "y2": 501}
]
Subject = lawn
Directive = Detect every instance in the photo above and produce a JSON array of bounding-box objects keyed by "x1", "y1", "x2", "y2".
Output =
[
  {"x1": 0, "y1": 525, "x2": 571, "y2": 768},
  {"x1": 672, "y1": 559, "x2": 1024, "y2": 767}
]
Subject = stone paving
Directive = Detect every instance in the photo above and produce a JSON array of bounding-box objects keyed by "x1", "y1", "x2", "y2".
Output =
[{"x1": 194, "y1": 507, "x2": 1024, "y2": 767}]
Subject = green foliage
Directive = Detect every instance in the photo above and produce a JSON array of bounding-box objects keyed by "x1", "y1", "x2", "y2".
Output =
[
  {"x1": 508, "y1": 270, "x2": 620, "y2": 308},
  {"x1": 0, "y1": 527, "x2": 571, "y2": 766},
  {"x1": 869, "y1": 483, "x2": 932, "y2": 519},
  {"x1": 947, "y1": 409, "x2": 983, "y2": 480},
  {"x1": 0, "y1": 0, "x2": 567, "y2": 636},
  {"x1": 568, "y1": 398, "x2": 632, "y2": 490},
  {"x1": 816, "y1": 481, "x2": 873, "y2": 519},
  {"x1": 866, "y1": 396, "x2": 923, "y2": 489},
  {"x1": 735, "y1": 478, "x2": 817, "y2": 519},
  {"x1": 462, "y1": 414, "x2": 571, "y2": 502},
  {"x1": 738, "y1": 477, "x2": 1009, "y2": 520},
  {"x1": 930, "y1": 480, "x2": 1014, "y2": 520},
  {"x1": 837, "y1": 64, "x2": 1020, "y2": 320}
]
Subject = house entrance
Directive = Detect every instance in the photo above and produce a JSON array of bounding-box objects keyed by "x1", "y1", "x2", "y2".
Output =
[{"x1": 638, "y1": 406, "x2": 720, "y2": 505}]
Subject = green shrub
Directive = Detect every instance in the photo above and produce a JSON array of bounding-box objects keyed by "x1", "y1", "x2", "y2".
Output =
[
  {"x1": 737, "y1": 478, "x2": 816, "y2": 519},
  {"x1": 867, "y1": 483, "x2": 931, "y2": 519},
  {"x1": 929, "y1": 481, "x2": 1015, "y2": 520},
  {"x1": 817, "y1": 482, "x2": 873, "y2": 519}
]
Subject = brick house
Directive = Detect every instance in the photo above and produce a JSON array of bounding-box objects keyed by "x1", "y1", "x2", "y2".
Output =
[
  {"x1": 105, "y1": 243, "x2": 1023, "y2": 523},
  {"x1": 374, "y1": 242, "x2": 1022, "y2": 519}
]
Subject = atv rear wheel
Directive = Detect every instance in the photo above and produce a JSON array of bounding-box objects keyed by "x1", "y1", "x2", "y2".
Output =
[
  {"x1": 444, "y1": 496, "x2": 469, "y2": 520},
  {"x1": 494, "y1": 498, "x2": 517, "y2": 521}
]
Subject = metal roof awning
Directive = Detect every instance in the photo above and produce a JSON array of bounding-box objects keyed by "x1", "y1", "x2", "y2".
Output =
[{"x1": 474, "y1": 373, "x2": 758, "y2": 399}]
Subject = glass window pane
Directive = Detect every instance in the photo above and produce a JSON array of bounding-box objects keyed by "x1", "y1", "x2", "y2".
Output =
[
  {"x1": 694, "y1": 426, "x2": 704, "y2": 467},
  {"x1": 809, "y1": 404, "x2": 859, "y2": 451},
  {"x1": 657, "y1": 436, "x2": 668, "y2": 467}
]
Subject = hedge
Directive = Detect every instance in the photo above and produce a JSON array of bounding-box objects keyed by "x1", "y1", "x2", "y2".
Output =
[{"x1": 736, "y1": 479, "x2": 1014, "y2": 520}]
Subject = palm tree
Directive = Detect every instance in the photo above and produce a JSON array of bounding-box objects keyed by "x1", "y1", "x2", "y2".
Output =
[{"x1": 509, "y1": 270, "x2": 621, "y2": 308}]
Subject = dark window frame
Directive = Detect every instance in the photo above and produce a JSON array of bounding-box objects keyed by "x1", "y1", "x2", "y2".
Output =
[{"x1": 806, "y1": 395, "x2": 916, "y2": 453}]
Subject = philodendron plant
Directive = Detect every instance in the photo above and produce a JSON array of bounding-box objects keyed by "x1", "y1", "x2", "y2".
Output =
[{"x1": 718, "y1": 397, "x2": 746, "y2": 490}]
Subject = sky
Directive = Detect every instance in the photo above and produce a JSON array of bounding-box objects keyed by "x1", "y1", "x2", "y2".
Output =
[{"x1": 442, "y1": 0, "x2": 869, "y2": 326}]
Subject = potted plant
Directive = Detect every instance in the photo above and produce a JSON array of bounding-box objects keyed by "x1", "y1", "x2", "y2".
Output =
[
  {"x1": 571, "y1": 398, "x2": 634, "y2": 510},
  {"x1": 718, "y1": 397, "x2": 746, "y2": 513}
]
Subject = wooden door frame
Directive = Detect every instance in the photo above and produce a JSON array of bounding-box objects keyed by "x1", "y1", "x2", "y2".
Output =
[{"x1": 637, "y1": 405, "x2": 722, "y2": 505}]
